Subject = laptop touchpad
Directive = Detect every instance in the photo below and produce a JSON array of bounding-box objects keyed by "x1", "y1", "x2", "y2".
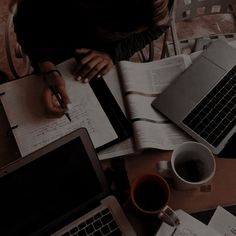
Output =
[{"x1": 181, "y1": 57, "x2": 226, "y2": 103}]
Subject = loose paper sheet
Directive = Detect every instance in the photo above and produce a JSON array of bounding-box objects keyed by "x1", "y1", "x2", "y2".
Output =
[
  {"x1": 156, "y1": 210, "x2": 221, "y2": 236},
  {"x1": 208, "y1": 206, "x2": 236, "y2": 236}
]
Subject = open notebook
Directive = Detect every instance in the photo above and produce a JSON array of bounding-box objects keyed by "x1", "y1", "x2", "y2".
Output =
[{"x1": 0, "y1": 59, "x2": 131, "y2": 157}]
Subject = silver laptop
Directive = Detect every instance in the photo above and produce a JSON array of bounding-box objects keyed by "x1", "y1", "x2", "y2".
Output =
[
  {"x1": 152, "y1": 39, "x2": 236, "y2": 155},
  {"x1": 0, "y1": 128, "x2": 136, "y2": 236}
]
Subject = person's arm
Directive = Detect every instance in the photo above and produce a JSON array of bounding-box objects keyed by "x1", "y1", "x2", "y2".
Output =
[
  {"x1": 14, "y1": 1, "x2": 70, "y2": 118},
  {"x1": 13, "y1": 0, "x2": 67, "y2": 69},
  {"x1": 72, "y1": 26, "x2": 168, "y2": 82},
  {"x1": 109, "y1": 26, "x2": 169, "y2": 63},
  {"x1": 72, "y1": 26, "x2": 166, "y2": 82}
]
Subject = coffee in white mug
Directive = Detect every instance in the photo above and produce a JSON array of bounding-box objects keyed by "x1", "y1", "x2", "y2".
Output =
[{"x1": 157, "y1": 142, "x2": 216, "y2": 190}]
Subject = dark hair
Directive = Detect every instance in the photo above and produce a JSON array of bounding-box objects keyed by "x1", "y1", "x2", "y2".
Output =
[
  {"x1": 96, "y1": 0, "x2": 154, "y2": 32},
  {"x1": 9, "y1": 0, "x2": 22, "y2": 11}
]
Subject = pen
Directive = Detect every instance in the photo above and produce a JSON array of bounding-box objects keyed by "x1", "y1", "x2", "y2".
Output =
[
  {"x1": 170, "y1": 227, "x2": 177, "y2": 236},
  {"x1": 43, "y1": 69, "x2": 72, "y2": 122},
  {"x1": 49, "y1": 85, "x2": 72, "y2": 122}
]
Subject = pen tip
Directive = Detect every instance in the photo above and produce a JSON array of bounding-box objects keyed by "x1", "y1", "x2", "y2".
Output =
[{"x1": 65, "y1": 113, "x2": 72, "y2": 122}]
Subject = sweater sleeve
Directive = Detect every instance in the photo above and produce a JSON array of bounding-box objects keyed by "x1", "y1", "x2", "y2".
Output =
[
  {"x1": 110, "y1": 25, "x2": 169, "y2": 63},
  {"x1": 109, "y1": 0, "x2": 171, "y2": 63}
]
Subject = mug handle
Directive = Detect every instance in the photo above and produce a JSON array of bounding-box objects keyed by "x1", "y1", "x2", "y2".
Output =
[
  {"x1": 158, "y1": 205, "x2": 180, "y2": 226},
  {"x1": 156, "y1": 161, "x2": 172, "y2": 178}
]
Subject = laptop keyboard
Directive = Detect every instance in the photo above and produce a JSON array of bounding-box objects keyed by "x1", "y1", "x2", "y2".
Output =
[
  {"x1": 61, "y1": 208, "x2": 122, "y2": 236},
  {"x1": 183, "y1": 65, "x2": 236, "y2": 147}
]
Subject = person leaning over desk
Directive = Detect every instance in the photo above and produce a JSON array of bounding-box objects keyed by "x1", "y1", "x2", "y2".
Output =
[{"x1": 11, "y1": 0, "x2": 170, "y2": 118}]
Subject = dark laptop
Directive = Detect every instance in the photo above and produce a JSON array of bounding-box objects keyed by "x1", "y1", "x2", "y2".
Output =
[{"x1": 0, "y1": 128, "x2": 136, "y2": 236}]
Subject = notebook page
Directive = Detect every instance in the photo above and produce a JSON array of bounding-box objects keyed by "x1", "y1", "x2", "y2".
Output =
[{"x1": 0, "y1": 59, "x2": 117, "y2": 157}]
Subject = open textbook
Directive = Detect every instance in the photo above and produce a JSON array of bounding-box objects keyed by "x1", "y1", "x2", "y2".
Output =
[
  {"x1": 98, "y1": 54, "x2": 193, "y2": 160},
  {"x1": 0, "y1": 59, "x2": 119, "y2": 157},
  {"x1": 156, "y1": 206, "x2": 236, "y2": 236}
]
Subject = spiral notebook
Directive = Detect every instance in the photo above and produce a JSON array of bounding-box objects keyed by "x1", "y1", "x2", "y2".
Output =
[{"x1": 0, "y1": 59, "x2": 131, "y2": 157}]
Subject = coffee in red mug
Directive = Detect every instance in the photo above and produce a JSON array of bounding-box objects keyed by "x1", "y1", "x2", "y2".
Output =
[{"x1": 130, "y1": 173, "x2": 179, "y2": 226}]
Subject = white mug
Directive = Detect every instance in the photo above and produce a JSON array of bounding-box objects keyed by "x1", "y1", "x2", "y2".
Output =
[{"x1": 156, "y1": 142, "x2": 216, "y2": 190}]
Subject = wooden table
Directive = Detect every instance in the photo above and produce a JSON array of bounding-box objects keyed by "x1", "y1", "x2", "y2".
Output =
[
  {"x1": 116, "y1": 150, "x2": 236, "y2": 235},
  {"x1": 1, "y1": 104, "x2": 236, "y2": 235},
  {"x1": 1, "y1": 102, "x2": 236, "y2": 212},
  {"x1": 124, "y1": 150, "x2": 236, "y2": 213}
]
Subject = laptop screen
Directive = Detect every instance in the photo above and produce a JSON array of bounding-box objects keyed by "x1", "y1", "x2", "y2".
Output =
[{"x1": 0, "y1": 136, "x2": 105, "y2": 236}]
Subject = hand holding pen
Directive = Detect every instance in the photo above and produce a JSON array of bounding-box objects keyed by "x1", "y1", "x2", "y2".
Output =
[{"x1": 43, "y1": 69, "x2": 72, "y2": 121}]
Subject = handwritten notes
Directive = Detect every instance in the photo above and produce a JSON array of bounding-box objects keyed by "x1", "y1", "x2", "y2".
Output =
[
  {"x1": 156, "y1": 210, "x2": 221, "y2": 236},
  {"x1": 0, "y1": 59, "x2": 117, "y2": 157},
  {"x1": 209, "y1": 206, "x2": 236, "y2": 236},
  {"x1": 156, "y1": 207, "x2": 236, "y2": 236}
]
